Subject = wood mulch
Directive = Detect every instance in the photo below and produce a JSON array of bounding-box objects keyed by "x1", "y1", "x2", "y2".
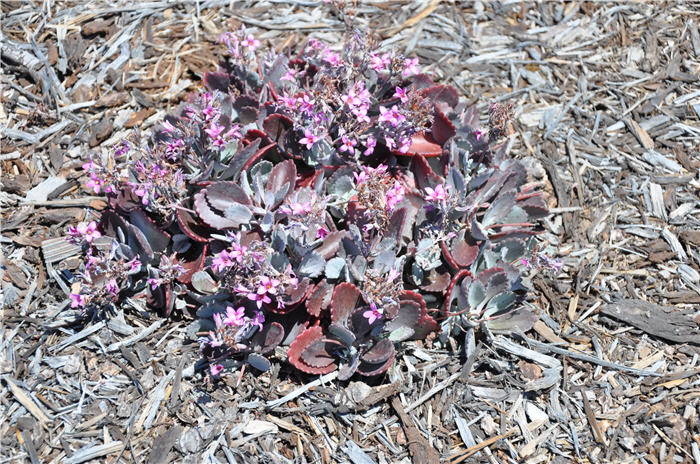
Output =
[{"x1": 2, "y1": 1, "x2": 700, "y2": 463}]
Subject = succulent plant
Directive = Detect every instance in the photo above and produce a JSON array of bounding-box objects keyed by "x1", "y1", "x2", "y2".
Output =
[{"x1": 64, "y1": 24, "x2": 552, "y2": 382}]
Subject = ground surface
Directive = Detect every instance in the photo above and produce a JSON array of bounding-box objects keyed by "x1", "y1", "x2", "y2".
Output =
[{"x1": 2, "y1": 1, "x2": 700, "y2": 463}]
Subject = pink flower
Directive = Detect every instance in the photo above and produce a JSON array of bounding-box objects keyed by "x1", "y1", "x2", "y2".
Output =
[
  {"x1": 363, "y1": 137, "x2": 376, "y2": 156},
  {"x1": 354, "y1": 170, "x2": 369, "y2": 186},
  {"x1": 210, "y1": 363, "x2": 224, "y2": 376},
  {"x1": 393, "y1": 86, "x2": 408, "y2": 103},
  {"x1": 385, "y1": 136, "x2": 396, "y2": 151},
  {"x1": 203, "y1": 105, "x2": 218, "y2": 120},
  {"x1": 85, "y1": 254, "x2": 99, "y2": 269},
  {"x1": 70, "y1": 292, "x2": 85, "y2": 308},
  {"x1": 82, "y1": 159, "x2": 98, "y2": 172},
  {"x1": 230, "y1": 243, "x2": 248, "y2": 263},
  {"x1": 363, "y1": 302, "x2": 383, "y2": 324},
  {"x1": 114, "y1": 141, "x2": 130, "y2": 156},
  {"x1": 353, "y1": 106, "x2": 370, "y2": 124},
  {"x1": 86, "y1": 174, "x2": 103, "y2": 194},
  {"x1": 129, "y1": 259, "x2": 141, "y2": 272},
  {"x1": 386, "y1": 180, "x2": 405, "y2": 211},
  {"x1": 212, "y1": 249, "x2": 235, "y2": 273},
  {"x1": 370, "y1": 52, "x2": 391, "y2": 72},
  {"x1": 225, "y1": 124, "x2": 242, "y2": 139},
  {"x1": 161, "y1": 121, "x2": 176, "y2": 133},
  {"x1": 398, "y1": 136, "x2": 411, "y2": 154},
  {"x1": 252, "y1": 310, "x2": 265, "y2": 330},
  {"x1": 339, "y1": 136, "x2": 357, "y2": 153},
  {"x1": 223, "y1": 306, "x2": 246, "y2": 326},
  {"x1": 208, "y1": 331, "x2": 223, "y2": 347},
  {"x1": 341, "y1": 90, "x2": 362, "y2": 108},
  {"x1": 243, "y1": 34, "x2": 261, "y2": 50},
  {"x1": 247, "y1": 292, "x2": 271, "y2": 309},
  {"x1": 279, "y1": 93, "x2": 297, "y2": 108},
  {"x1": 424, "y1": 184, "x2": 448, "y2": 203},
  {"x1": 106, "y1": 278, "x2": 119, "y2": 298},
  {"x1": 317, "y1": 226, "x2": 329, "y2": 239},
  {"x1": 297, "y1": 94, "x2": 314, "y2": 114},
  {"x1": 77, "y1": 221, "x2": 102, "y2": 243},
  {"x1": 299, "y1": 129, "x2": 320, "y2": 149},
  {"x1": 475, "y1": 129, "x2": 485, "y2": 141},
  {"x1": 147, "y1": 278, "x2": 160, "y2": 290},
  {"x1": 281, "y1": 68, "x2": 297, "y2": 82},
  {"x1": 257, "y1": 276, "x2": 280, "y2": 295},
  {"x1": 323, "y1": 50, "x2": 341, "y2": 66},
  {"x1": 280, "y1": 201, "x2": 312, "y2": 215},
  {"x1": 387, "y1": 268, "x2": 400, "y2": 282},
  {"x1": 213, "y1": 312, "x2": 223, "y2": 330},
  {"x1": 378, "y1": 105, "x2": 405, "y2": 126},
  {"x1": 205, "y1": 123, "x2": 225, "y2": 139},
  {"x1": 402, "y1": 57, "x2": 419, "y2": 77}
]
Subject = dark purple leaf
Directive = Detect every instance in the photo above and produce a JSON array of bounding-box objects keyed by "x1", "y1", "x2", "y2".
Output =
[
  {"x1": 176, "y1": 242, "x2": 208, "y2": 284},
  {"x1": 247, "y1": 353, "x2": 271, "y2": 372},
  {"x1": 176, "y1": 209, "x2": 210, "y2": 242},
  {"x1": 361, "y1": 339, "x2": 394, "y2": 364},
  {"x1": 300, "y1": 338, "x2": 340, "y2": 368},
  {"x1": 431, "y1": 108, "x2": 456, "y2": 145},
  {"x1": 288, "y1": 326, "x2": 337, "y2": 374},
  {"x1": 315, "y1": 231, "x2": 346, "y2": 260},
  {"x1": 330, "y1": 282, "x2": 361, "y2": 324},
  {"x1": 306, "y1": 280, "x2": 333, "y2": 317},
  {"x1": 203, "y1": 72, "x2": 231, "y2": 92},
  {"x1": 252, "y1": 322, "x2": 285, "y2": 353},
  {"x1": 263, "y1": 114, "x2": 293, "y2": 144},
  {"x1": 193, "y1": 191, "x2": 238, "y2": 230},
  {"x1": 385, "y1": 301, "x2": 421, "y2": 333},
  {"x1": 266, "y1": 159, "x2": 296, "y2": 209},
  {"x1": 206, "y1": 181, "x2": 252, "y2": 209},
  {"x1": 357, "y1": 346, "x2": 395, "y2": 377},
  {"x1": 129, "y1": 209, "x2": 170, "y2": 253},
  {"x1": 328, "y1": 323, "x2": 355, "y2": 347}
]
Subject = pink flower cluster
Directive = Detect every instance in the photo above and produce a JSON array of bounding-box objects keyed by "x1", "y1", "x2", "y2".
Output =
[
  {"x1": 353, "y1": 164, "x2": 388, "y2": 186},
  {"x1": 363, "y1": 302, "x2": 383, "y2": 324},
  {"x1": 369, "y1": 52, "x2": 392, "y2": 72},
  {"x1": 68, "y1": 221, "x2": 102, "y2": 243},
  {"x1": 424, "y1": 184, "x2": 448, "y2": 204},
  {"x1": 235, "y1": 275, "x2": 279, "y2": 309},
  {"x1": 385, "y1": 180, "x2": 406, "y2": 212},
  {"x1": 279, "y1": 200, "x2": 312, "y2": 216},
  {"x1": 340, "y1": 82, "x2": 371, "y2": 124},
  {"x1": 212, "y1": 243, "x2": 248, "y2": 273},
  {"x1": 82, "y1": 159, "x2": 116, "y2": 195}
]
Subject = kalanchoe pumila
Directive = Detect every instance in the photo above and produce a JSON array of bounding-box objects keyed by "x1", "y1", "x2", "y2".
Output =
[{"x1": 63, "y1": 23, "x2": 550, "y2": 383}]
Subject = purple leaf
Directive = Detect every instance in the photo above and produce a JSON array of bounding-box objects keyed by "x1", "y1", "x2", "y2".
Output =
[
  {"x1": 194, "y1": 191, "x2": 238, "y2": 230},
  {"x1": 176, "y1": 209, "x2": 210, "y2": 243},
  {"x1": 205, "y1": 181, "x2": 252, "y2": 210},
  {"x1": 251, "y1": 322, "x2": 285, "y2": 354},
  {"x1": 301, "y1": 338, "x2": 340, "y2": 368},
  {"x1": 203, "y1": 72, "x2": 231, "y2": 92},
  {"x1": 306, "y1": 280, "x2": 333, "y2": 317},
  {"x1": 129, "y1": 209, "x2": 170, "y2": 253},
  {"x1": 330, "y1": 282, "x2": 361, "y2": 324},
  {"x1": 357, "y1": 345, "x2": 395, "y2": 377},
  {"x1": 288, "y1": 326, "x2": 337, "y2": 374},
  {"x1": 266, "y1": 159, "x2": 296, "y2": 209},
  {"x1": 361, "y1": 339, "x2": 394, "y2": 364},
  {"x1": 247, "y1": 353, "x2": 271, "y2": 372},
  {"x1": 315, "y1": 231, "x2": 346, "y2": 260}
]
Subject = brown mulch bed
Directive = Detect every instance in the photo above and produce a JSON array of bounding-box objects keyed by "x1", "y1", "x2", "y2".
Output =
[{"x1": 2, "y1": 1, "x2": 700, "y2": 463}]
